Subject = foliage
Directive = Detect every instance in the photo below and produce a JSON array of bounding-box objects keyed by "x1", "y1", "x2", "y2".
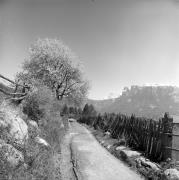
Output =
[
  {"x1": 17, "y1": 38, "x2": 89, "y2": 105},
  {"x1": 22, "y1": 85, "x2": 54, "y2": 123},
  {"x1": 5, "y1": 84, "x2": 65, "y2": 180},
  {"x1": 40, "y1": 103, "x2": 65, "y2": 150},
  {"x1": 78, "y1": 104, "x2": 97, "y2": 125},
  {"x1": 22, "y1": 84, "x2": 64, "y2": 146},
  {"x1": 61, "y1": 104, "x2": 82, "y2": 119},
  {"x1": 82, "y1": 103, "x2": 97, "y2": 117},
  {"x1": 0, "y1": 38, "x2": 88, "y2": 179},
  {"x1": 8, "y1": 87, "x2": 65, "y2": 180},
  {"x1": 12, "y1": 148, "x2": 54, "y2": 180},
  {"x1": 61, "y1": 104, "x2": 69, "y2": 115}
]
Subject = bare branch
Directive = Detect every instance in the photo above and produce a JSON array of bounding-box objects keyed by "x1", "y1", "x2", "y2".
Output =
[
  {"x1": 66, "y1": 81, "x2": 80, "y2": 91},
  {"x1": 57, "y1": 70, "x2": 68, "y2": 90}
]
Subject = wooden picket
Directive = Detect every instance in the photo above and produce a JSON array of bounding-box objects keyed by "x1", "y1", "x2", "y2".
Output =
[
  {"x1": 79, "y1": 112, "x2": 174, "y2": 162},
  {"x1": 0, "y1": 73, "x2": 30, "y2": 102}
]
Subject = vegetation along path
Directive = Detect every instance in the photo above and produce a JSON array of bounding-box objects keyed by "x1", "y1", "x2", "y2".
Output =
[{"x1": 60, "y1": 119, "x2": 143, "y2": 180}]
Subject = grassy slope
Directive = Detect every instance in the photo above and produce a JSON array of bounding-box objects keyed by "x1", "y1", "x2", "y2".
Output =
[{"x1": 0, "y1": 82, "x2": 68, "y2": 180}]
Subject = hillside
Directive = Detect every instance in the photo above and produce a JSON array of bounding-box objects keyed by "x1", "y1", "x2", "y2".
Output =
[
  {"x1": 87, "y1": 86, "x2": 179, "y2": 119},
  {"x1": 87, "y1": 98, "x2": 115, "y2": 113}
]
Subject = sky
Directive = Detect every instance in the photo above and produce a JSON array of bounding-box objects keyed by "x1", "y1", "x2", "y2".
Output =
[{"x1": 1, "y1": 0, "x2": 179, "y2": 99}]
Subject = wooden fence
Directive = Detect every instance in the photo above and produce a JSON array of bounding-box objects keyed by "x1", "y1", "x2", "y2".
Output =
[
  {"x1": 0, "y1": 74, "x2": 30, "y2": 102},
  {"x1": 79, "y1": 112, "x2": 174, "y2": 162}
]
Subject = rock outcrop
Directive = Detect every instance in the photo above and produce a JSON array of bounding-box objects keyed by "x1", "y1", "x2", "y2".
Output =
[
  {"x1": 0, "y1": 100, "x2": 50, "y2": 172},
  {"x1": 0, "y1": 101, "x2": 28, "y2": 145}
]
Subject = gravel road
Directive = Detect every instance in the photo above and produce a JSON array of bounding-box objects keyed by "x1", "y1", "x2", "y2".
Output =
[{"x1": 60, "y1": 120, "x2": 143, "y2": 180}]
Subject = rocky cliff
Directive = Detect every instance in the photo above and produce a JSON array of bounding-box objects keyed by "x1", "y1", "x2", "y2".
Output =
[{"x1": 0, "y1": 100, "x2": 49, "y2": 179}]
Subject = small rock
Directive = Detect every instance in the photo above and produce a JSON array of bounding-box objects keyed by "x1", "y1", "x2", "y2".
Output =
[
  {"x1": 0, "y1": 105, "x2": 28, "y2": 145},
  {"x1": 0, "y1": 119, "x2": 8, "y2": 128},
  {"x1": 115, "y1": 146, "x2": 126, "y2": 151},
  {"x1": 100, "y1": 140, "x2": 105, "y2": 145},
  {"x1": 35, "y1": 136, "x2": 49, "y2": 147},
  {"x1": 104, "y1": 131, "x2": 111, "y2": 136},
  {"x1": 136, "y1": 157, "x2": 160, "y2": 171},
  {"x1": 28, "y1": 120, "x2": 38, "y2": 128},
  {"x1": 60, "y1": 122, "x2": 65, "y2": 128},
  {"x1": 120, "y1": 149, "x2": 141, "y2": 160},
  {"x1": 23, "y1": 163, "x2": 29, "y2": 169},
  {"x1": 164, "y1": 168, "x2": 179, "y2": 180},
  {"x1": 125, "y1": 150, "x2": 141, "y2": 157}
]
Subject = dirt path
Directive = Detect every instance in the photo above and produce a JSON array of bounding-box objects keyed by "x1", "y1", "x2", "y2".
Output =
[{"x1": 60, "y1": 121, "x2": 143, "y2": 180}]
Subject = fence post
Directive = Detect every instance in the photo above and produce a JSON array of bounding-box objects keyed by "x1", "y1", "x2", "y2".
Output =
[
  {"x1": 13, "y1": 84, "x2": 18, "y2": 98},
  {"x1": 161, "y1": 113, "x2": 173, "y2": 161}
]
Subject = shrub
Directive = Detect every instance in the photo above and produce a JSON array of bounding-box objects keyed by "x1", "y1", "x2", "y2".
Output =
[
  {"x1": 10, "y1": 85, "x2": 65, "y2": 180},
  {"x1": 22, "y1": 86, "x2": 54, "y2": 123},
  {"x1": 39, "y1": 99, "x2": 65, "y2": 151}
]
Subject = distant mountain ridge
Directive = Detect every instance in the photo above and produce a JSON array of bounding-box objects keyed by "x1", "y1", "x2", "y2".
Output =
[{"x1": 87, "y1": 86, "x2": 179, "y2": 119}]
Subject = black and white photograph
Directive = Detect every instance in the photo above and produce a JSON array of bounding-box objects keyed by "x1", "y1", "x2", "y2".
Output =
[{"x1": 0, "y1": 0, "x2": 179, "y2": 179}]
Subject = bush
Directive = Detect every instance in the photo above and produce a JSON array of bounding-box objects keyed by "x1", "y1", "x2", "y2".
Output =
[
  {"x1": 22, "y1": 86, "x2": 54, "y2": 123},
  {"x1": 12, "y1": 148, "x2": 54, "y2": 180},
  {"x1": 13, "y1": 85, "x2": 65, "y2": 179}
]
